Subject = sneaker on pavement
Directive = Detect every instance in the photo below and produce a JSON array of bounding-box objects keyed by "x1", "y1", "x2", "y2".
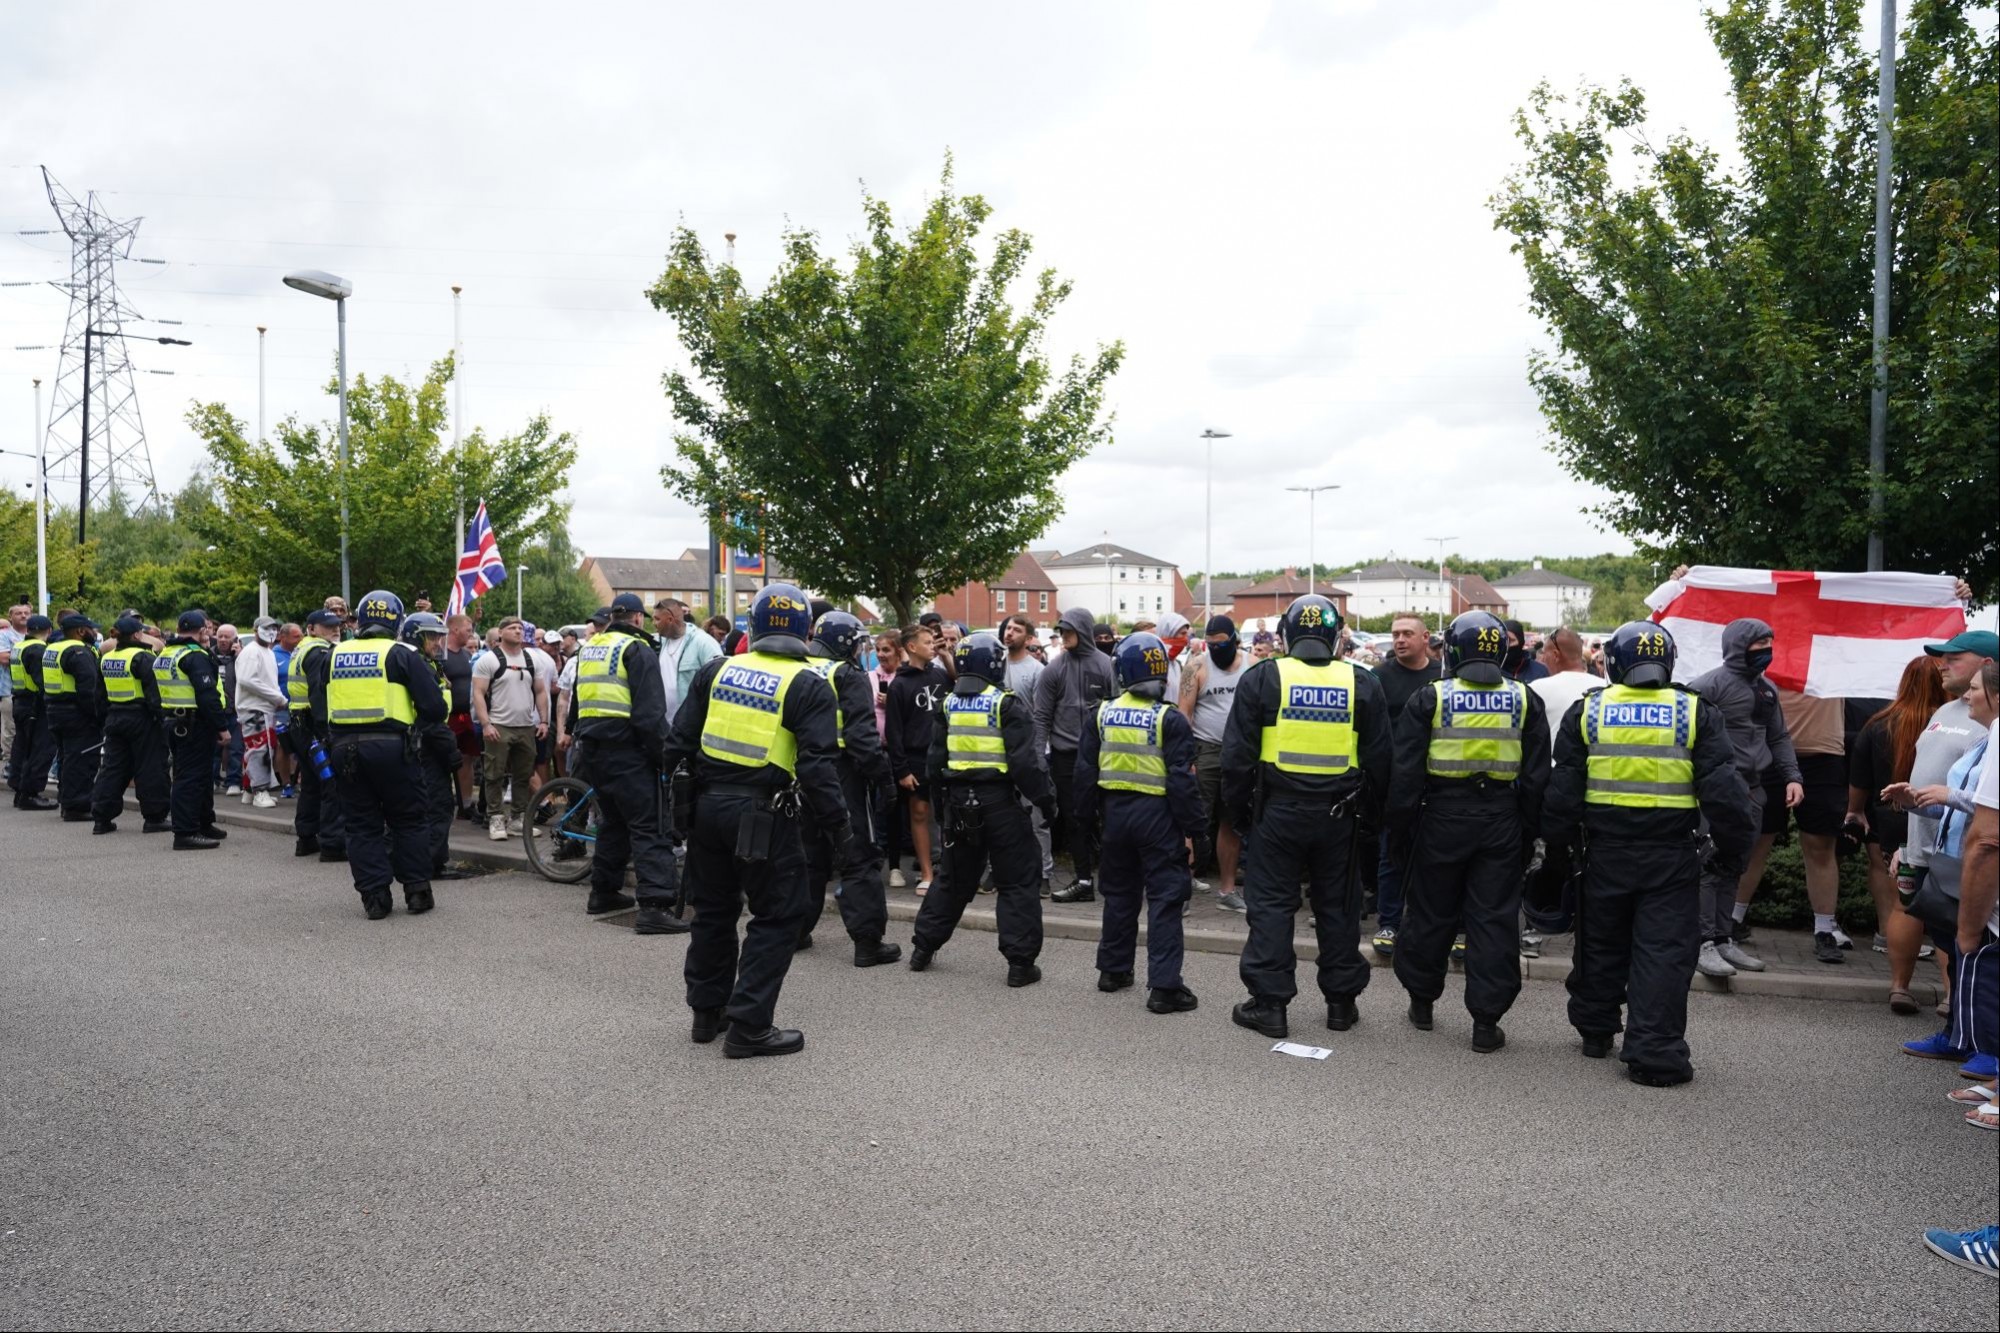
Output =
[
  {"x1": 1716, "y1": 940, "x2": 1766, "y2": 972},
  {"x1": 1959, "y1": 1053, "x2": 2000, "y2": 1081},
  {"x1": 1921, "y1": 1224, "x2": 1998, "y2": 1278},
  {"x1": 1518, "y1": 933, "x2": 1541, "y2": 960},
  {"x1": 1903, "y1": 1031, "x2": 1971, "y2": 1061},
  {"x1": 240, "y1": 788, "x2": 253, "y2": 805},
  {"x1": 252, "y1": 790, "x2": 278, "y2": 809},
  {"x1": 1216, "y1": 891, "x2": 1247, "y2": 914},
  {"x1": 888, "y1": 868, "x2": 908, "y2": 889},
  {"x1": 1371, "y1": 926, "x2": 1397, "y2": 958},
  {"x1": 1831, "y1": 926, "x2": 1855, "y2": 950},
  {"x1": 1871, "y1": 932, "x2": 1889, "y2": 953},
  {"x1": 1813, "y1": 931, "x2": 1844, "y2": 964},
  {"x1": 1918, "y1": 941, "x2": 1936, "y2": 960},
  {"x1": 488, "y1": 815, "x2": 508, "y2": 842},
  {"x1": 1696, "y1": 941, "x2": 1737, "y2": 979},
  {"x1": 224, "y1": 783, "x2": 241, "y2": 797}
]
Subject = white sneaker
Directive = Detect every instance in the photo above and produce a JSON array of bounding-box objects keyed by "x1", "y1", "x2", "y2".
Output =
[
  {"x1": 507, "y1": 815, "x2": 523, "y2": 835},
  {"x1": 252, "y1": 791, "x2": 277, "y2": 810},
  {"x1": 1716, "y1": 940, "x2": 1766, "y2": 972},
  {"x1": 240, "y1": 789, "x2": 253, "y2": 805},
  {"x1": 488, "y1": 815, "x2": 508, "y2": 842},
  {"x1": 1831, "y1": 926, "x2": 1855, "y2": 950},
  {"x1": 1696, "y1": 940, "x2": 1737, "y2": 978},
  {"x1": 224, "y1": 784, "x2": 241, "y2": 797},
  {"x1": 888, "y1": 868, "x2": 908, "y2": 888}
]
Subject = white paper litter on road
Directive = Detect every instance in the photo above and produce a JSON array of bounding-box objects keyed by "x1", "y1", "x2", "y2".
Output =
[{"x1": 1271, "y1": 1041, "x2": 1331, "y2": 1060}]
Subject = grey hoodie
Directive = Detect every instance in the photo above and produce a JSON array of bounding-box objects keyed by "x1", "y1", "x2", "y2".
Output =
[
  {"x1": 1032, "y1": 605, "x2": 1116, "y2": 752},
  {"x1": 1687, "y1": 617, "x2": 1801, "y2": 786}
]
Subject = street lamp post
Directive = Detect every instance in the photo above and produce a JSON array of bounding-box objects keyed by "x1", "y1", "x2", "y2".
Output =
[
  {"x1": 1283, "y1": 484, "x2": 1340, "y2": 597},
  {"x1": 1093, "y1": 545, "x2": 1123, "y2": 628},
  {"x1": 283, "y1": 270, "x2": 355, "y2": 607},
  {"x1": 516, "y1": 564, "x2": 528, "y2": 621},
  {"x1": 1200, "y1": 428, "x2": 1231, "y2": 621},
  {"x1": 1426, "y1": 535, "x2": 1459, "y2": 631},
  {"x1": 74, "y1": 327, "x2": 192, "y2": 597}
]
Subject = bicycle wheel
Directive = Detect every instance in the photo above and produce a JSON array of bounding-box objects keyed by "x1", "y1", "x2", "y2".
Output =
[{"x1": 523, "y1": 776, "x2": 599, "y2": 884}]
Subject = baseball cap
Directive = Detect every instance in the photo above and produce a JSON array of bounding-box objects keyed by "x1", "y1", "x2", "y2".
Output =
[
  {"x1": 305, "y1": 609, "x2": 341, "y2": 628},
  {"x1": 1925, "y1": 629, "x2": 1999, "y2": 659},
  {"x1": 588, "y1": 606, "x2": 613, "y2": 625},
  {"x1": 113, "y1": 615, "x2": 146, "y2": 636},
  {"x1": 178, "y1": 610, "x2": 209, "y2": 632},
  {"x1": 59, "y1": 613, "x2": 98, "y2": 632},
  {"x1": 26, "y1": 614, "x2": 52, "y2": 633},
  {"x1": 610, "y1": 592, "x2": 645, "y2": 615}
]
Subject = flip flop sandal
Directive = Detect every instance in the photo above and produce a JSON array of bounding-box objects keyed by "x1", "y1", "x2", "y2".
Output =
[
  {"x1": 1947, "y1": 1084, "x2": 1995, "y2": 1106},
  {"x1": 1888, "y1": 988, "x2": 1918, "y2": 1015},
  {"x1": 1966, "y1": 1104, "x2": 1998, "y2": 1132}
]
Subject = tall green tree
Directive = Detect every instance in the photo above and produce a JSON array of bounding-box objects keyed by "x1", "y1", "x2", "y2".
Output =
[
  {"x1": 1492, "y1": 0, "x2": 1998, "y2": 596},
  {"x1": 185, "y1": 357, "x2": 592, "y2": 623},
  {"x1": 647, "y1": 159, "x2": 1125, "y2": 624}
]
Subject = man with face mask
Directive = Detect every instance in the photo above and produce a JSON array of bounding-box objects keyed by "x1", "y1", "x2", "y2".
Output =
[
  {"x1": 1179, "y1": 615, "x2": 1252, "y2": 912},
  {"x1": 1501, "y1": 620, "x2": 1549, "y2": 685},
  {"x1": 234, "y1": 617, "x2": 289, "y2": 810},
  {"x1": 1036, "y1": 607, "x2": 1117, "y2": 904},
  {"x1": 1686, "y1": 618, "x2": 1803, "y2": 974}
]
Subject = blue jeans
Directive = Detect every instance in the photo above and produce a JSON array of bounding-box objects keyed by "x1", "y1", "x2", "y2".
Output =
[
  {"x1": 1376, "y1": 829, "x2": 1405, "y2": 930},
  {"x1": 214, "y1": 716, "x2": 245, "y2": 788}
]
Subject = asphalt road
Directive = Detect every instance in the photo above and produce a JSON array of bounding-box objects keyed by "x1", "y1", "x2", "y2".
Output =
[{"x1": 3, "y1": 814, "x2": 1994, "y2": 1330}]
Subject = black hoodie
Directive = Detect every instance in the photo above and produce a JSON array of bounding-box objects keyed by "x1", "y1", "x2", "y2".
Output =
[
  {"x1": 1686, "y1": 617, "x2": 1801, "y2": 786},
  {"x1": 1032, "y1": 605, "x2": 1116, "y2": 752}
]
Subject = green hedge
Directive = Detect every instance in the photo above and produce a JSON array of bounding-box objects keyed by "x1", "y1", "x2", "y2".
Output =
[{"x1": 1743, "y1": 838, "x2": 1879, "y2": 935}]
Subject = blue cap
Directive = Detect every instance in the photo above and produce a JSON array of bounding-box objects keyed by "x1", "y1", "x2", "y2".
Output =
[{"x1": 1925, "y1": 629, "x2": 1999, "y2": 659}]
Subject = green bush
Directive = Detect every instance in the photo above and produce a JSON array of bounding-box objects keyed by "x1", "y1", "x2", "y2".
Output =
[{"x1": 1744, "y1": 838, "x2": 1879, "y2": 935}]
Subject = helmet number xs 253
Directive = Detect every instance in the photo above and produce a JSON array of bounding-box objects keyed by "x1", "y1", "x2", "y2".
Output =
[{"x1": 1475, "y1": 627, "x2": 1502, "y2": 655}]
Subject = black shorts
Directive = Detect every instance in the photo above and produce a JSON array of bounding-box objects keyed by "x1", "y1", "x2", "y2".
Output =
[
  {"x1": 1791, "y1": 753, "x2": 1847, "y2": 837},
  {"x1": 1759, "y1": 784, "x2": 1789, "y2": 836}
]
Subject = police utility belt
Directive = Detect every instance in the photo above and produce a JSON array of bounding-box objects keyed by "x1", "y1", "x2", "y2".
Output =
[{"x1": 704, "y1": 781, "x2": 803, "y2": 866}]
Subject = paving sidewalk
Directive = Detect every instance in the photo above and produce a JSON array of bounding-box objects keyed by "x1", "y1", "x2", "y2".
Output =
[{"x1": 211, "y1": 798, "x2": 1938, "y2": 1009}]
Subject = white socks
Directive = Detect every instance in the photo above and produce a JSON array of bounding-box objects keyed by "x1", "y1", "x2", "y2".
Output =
[{"x1": 1814, "y1": 913, "x2": 1839, "y2": 935}]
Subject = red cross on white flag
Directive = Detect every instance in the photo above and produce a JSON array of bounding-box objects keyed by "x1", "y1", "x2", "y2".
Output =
[{"x1": 1646, "y1": 566, "x2": 1968, "y2": 698}]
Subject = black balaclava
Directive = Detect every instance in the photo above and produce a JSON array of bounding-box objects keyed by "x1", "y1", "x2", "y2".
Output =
[{"x1": 1206, "y1": 614, "x2": 1239, "y2": 670}]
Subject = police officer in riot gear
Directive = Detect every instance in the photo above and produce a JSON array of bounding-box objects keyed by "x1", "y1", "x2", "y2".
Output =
[
  {"x1": 1389, "y1": 611, "x2": 1550, "y2": 1052},
  {"x1": 157, "y1": 610, "x2": 232, "y2": 850},
  {"x1": 89, "y1": 615, "x2": 171, "y2": 834},
  {"x1": 801, "y1": 609, "x2": 900, "y2": 966},
  {"x1": 909, "y1": 631, "x2": 1055, "y2": 986},
  {"x1": 322, "y1": 590, "x2": 447, "y2": 920},
  {"x1": 44, "y1": 613, "x2": 105, "y2": 821},
  {"x1": 401, "y1": 611, "x2": 468, "y2": 881},
  {"x1": 287, "y1": 610, "x2": 347, "y2": 860},
  {"x1": 9, "y1": 614, "x2": 57, "y2": 810},
  {"x1": 665, "y1": 582, "x2": 846, "y2": 1057},
  {"x1": 1076, "y1": 631, "x2": 1209, "y2": 1014},
  {"x1": 1544, "y1": 621, "x2": 1751, "y2": 1085},
  {"x1": 1225, "y1": 594, "x2": 1392, "y2": 1039},
  {"x1": 572, "y1": 592, "x2": 682, "y2": 932}
]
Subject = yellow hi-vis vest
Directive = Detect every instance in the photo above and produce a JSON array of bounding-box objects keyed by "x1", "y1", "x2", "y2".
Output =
[
  {"x1": 576, "y1": 631, "x2": 638, "y2": 719},
  {"x1": 325, "y1": 639, "x2": 417, "y2": 729},
  {"x1": 1259, "y1": 657, "x2": 1359, "y2": 776},
  {"x1": 1426, "y1": 676, "x2": 1527, "y2": 781},
  {"x1": 1581, "y1": 684, "x2": 1698, "y2": 808},
  {"x1": 100, "y1": 646, "x2": 150, "y2": 706},
  {"x1": 945, "y1": 682, "x2": 1008, "y2": 774},
  {"x1": 700, "y1": 651, "x2": 815, "y2": 775},
  {"x1": 41, "y1": 640, "x2": 79, "y2": 700},
  {"x1": 289, "y1": 637, "x2": 330, "y2": 710},
  {"x1": 155, "y1": 643, "x2": 202, "y2": 709},
  {"x1": 808, "y1": 659, "x2": 847, "y2": 748},
  {"x1": 9, "y1": 638, "x2": 48, "y2": 693},
  {"x1": 1097, "y1": 691, "x2": 1170, "y2": 794}
]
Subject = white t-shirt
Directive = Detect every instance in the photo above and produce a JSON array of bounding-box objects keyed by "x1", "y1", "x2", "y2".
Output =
[
  {"x1": 658, "y1": 632, "x2": 690, "y2": 722},
  {"x1": 1531, "y1": 670, "x2": 1603, "y2": 752},
  {"x1": 474, "y1": 647, "x2": 541, "y2": 727},
  {"x1": 1979, "y1": 723, "x2": 1998, "y2": 936}
]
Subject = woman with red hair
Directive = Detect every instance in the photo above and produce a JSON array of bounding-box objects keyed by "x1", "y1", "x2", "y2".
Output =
[{"x1": 1848, "y1": 656, "x2": 1950, "y2": 1013}]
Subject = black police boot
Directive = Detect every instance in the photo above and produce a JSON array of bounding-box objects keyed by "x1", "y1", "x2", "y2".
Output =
[
  {"x1": 200, "y1": 824, "x2": 229, "y2": 841},
  {"x1": 634, "y1": 905, "x2": 691, "y2": 935},
  {"x1": 61, "y1": 808, "x2": 90, "y2": 823},
  {"x1": 1472, "y1": 1021, "x2": 1506, "y2": 1054},
  {"x1": 142, "y1": 820, "x2": 171, "y2": 834},
  {"x1": 17, "y1": 795, "x2": 57, "y2": 811},
  {"x1": 1579, "y1": 1031, "x2": 1614, "y2": 1060},
  {"x1": 1326, "y1": 997, "x2": 1360, "y2": 1032},
  {"x1": 1098, "y1": 970, "x2": 1134, "y2": 993},
  {"x1": 793, "y1": 932, "x2": 815, "y2": 951},
  {"x1": 854, "y1": 939, "x2": 902, "y2": 968},
  {"x1": 691, "y1": 1008, "x2": 725, "y2": 1044},
  {"x1": 1006, "y1": 962, "x2": 1043, "y2": 989},
  {"x1": 908, "y1": 945, "x2": 935, "y2": 972},
  {"x1": 91, "y1": 820, "x2": 117, "y2": 835},
  {"x1": 586, "y1": 888, "x2": 635, "y2": 915},
  {"x1": 361, "y1": 890, "x2": 393, "y2": 921},
  {"x1": 404, "y1": 883, "x2": 435, "y2": 915},
  {"x1": 172, "y1": 833, "x2": 220, "y2": 851},
  {"x1": 1231, "y1": 998, "x2": 1288, "y2": 1039},
  {"x1": 723, "y1": 1023, "x2": 805, "y2": 1059},
  {"x1": 1407, "y1": 998, "x2": 1434, "y2": 1031},
  {"x1": 1051, "y1": 877, "x2": 1096, "y2": 904},
  {"x1": 1146, "y1": 986, "x2": 1199, "y2": 1014},
  {"x1": 294, "y1": 836, "x2": 320, "y2": 857},
  {"x1": 1628, "y1": 1065, "x2": 1692, "y2": 1088}
]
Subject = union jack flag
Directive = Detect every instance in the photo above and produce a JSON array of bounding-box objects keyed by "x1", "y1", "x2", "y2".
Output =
[{"x1": 447, "y1": 500, "x2": 507, "y2": 617}]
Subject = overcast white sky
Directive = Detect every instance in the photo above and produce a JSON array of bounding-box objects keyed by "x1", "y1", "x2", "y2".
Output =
[{"x1": 1, "y1": 0, "x2": 1746, "y2": 578}]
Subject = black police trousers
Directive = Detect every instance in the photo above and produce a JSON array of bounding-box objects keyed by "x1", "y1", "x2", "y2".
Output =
[
  {"x1": 286, "y1": 715, "x2": 345, "y2": 851},
  {"x1": 47, "y1": 703, "x2": 100, "y2": 816},
  {"x1": 1566, "y1": 835, "x2": 1703, "y2": 1080},
  {"x1": 583, "y1": 741, "x2": 677, "y2": 911},
  {"x1": 421, "y1": 742, "x2": 457, "y2": 874},
  {"x1": 9, "y1": 698, "x2": 53, "y2": 799},
  {"x1": 90, "y1": 705, "x2": 169, "y2": 825},
  {"x1": 1394, "y1": 795, "x2": 1525, "y2": 1022},
  {"x1": 683, "y1": 789, "x2": 809, "y2": 1030},
  {"x1": 1238, "y1": 796, "x2": 1371, "y2": 1006},
  {"x1": 332, "y1": 733, "x2": 430, "y2": 898},
  {"x1": 1097, "y1": 789, "x2": 1191, "y2": 990},
  {"x1": 912, "y1": 784, "x2": 1042, "y2": 966},
  {"x1": 165, "y1": 715, "x2": 218, "y2": 835},
  {"x1": 803, "y1": 761, "x2": 888, "y2": 946}
]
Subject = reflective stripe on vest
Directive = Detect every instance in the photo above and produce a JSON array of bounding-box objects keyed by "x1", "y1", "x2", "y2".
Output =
[
  {"x1": 10, "y1": 640, "x2": 47, "y2": 694},
  {"x1": 1097, "y1": 691, "x2": 1168, "y2": 794},
  {"x1": 700, "y1": 652, "x2": 814, "y2": 774},
  {"x1": 945, "y1": 683, "x2": 1007, "y2": 774},
  {"x1": 156, "y1": 643, "x2": 201, "y2": 709},
  {"x1": 576, "y1": 632, "x2": 636, "y2": 719},
  {"x1": 100, "y1": 646, "x2": 150, "y2": 705},
  {"x1": 1581, "y1": 685, "x2": 1697, "y2": 808},
  {"x1": 1259, "y1": 657, "x2": 1359, "y2": 775},
  {"x1": 1426, "y1": 677, "x2": 1526, "y2": 781},
  {"x1": 809, "y1": 659, "x2": 847, "y2": 749},
  {"x1": 325, "y1": 639, "x2": 417, "y2": 727},
  {"x1": 288, "y1": 638, "x2": 329, "y2": 709},
  {"x1": 41, "y1": 640, "x2": 78, "y2": 699}
]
